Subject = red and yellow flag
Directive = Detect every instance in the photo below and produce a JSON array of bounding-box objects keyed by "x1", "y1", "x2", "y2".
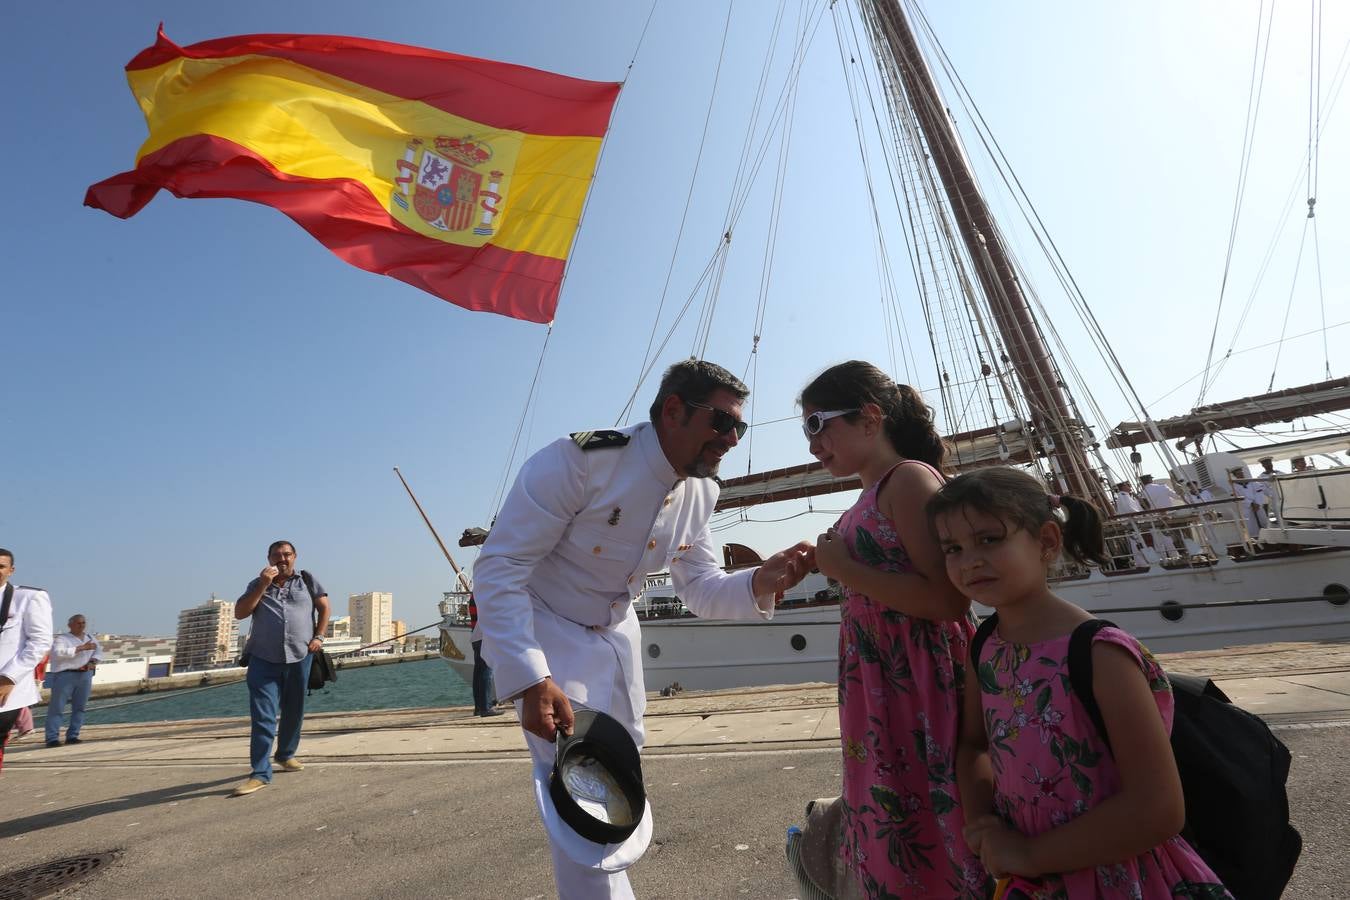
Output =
[{"x1": 86, "y1": 28, "x2": 621, "y2": 324}]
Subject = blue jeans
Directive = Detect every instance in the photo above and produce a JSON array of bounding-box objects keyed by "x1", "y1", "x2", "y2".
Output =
[
  {"x1": 471, "y1": 639, "x2": 497, "y2": 714},
  {"x1": 245, "y1": 653, "x2": 312, "y2": 782},
  {"x1": 45, "y1": 669, "x2": 94, "y2": 743}
]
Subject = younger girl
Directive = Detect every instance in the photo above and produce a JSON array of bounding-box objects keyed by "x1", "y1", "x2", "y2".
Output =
[
  {"x1": 929, "y1": 467, "x2": 1232, "y2": 898},
  {"x1": 801, "y1": 360, "x2": 989, "y2": 898}
]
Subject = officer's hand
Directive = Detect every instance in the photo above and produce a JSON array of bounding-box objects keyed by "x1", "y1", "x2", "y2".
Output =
[
  {"x1": 78, "y1": 641, "x2": 97, "y2": 651},
  {"x1": 0, "y1": 678, "x2": 13, "y2": 705},
  {"x1": 260, "y1": 565, "x2": 280, "y2": 584},
  {"x1": 752, "y1": 540, "x2": 816, "y2": 600},
  {"x1": 521, "y1": 677, "x2": 574, "y2": 742}
]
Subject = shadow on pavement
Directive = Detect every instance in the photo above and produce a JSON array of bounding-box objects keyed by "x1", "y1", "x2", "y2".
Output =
[{"x1": 0, "y1": 776, "x2": 240, "y2": 840}]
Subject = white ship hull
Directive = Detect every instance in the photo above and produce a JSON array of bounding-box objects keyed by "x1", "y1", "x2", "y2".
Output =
[
  {"x1": 438, "y1": 603, "x2": 841, "y2": 694},
  {"x1": 438, "y1": 546, "x2": 1350, "y2": 694}
]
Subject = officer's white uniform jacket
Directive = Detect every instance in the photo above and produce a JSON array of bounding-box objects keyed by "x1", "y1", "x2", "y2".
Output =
[
  {"x1": 0, "y1": 585, "x2": 54, "y2": 713},
  {"x1": 474, "y1": 422, "x2": 772, "y2": 740}
]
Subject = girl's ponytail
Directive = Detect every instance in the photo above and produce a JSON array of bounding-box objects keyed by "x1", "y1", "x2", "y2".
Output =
[
  {"x1": 1057, "y1": 494, "x2": 1108, "y2": 566},
  {"x1": 886, "y1": 383, "x2": 947, "y2": 471}
]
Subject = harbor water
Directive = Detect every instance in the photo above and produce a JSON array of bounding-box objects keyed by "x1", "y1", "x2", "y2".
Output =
[{"x1": 33, "y1": 658, "x2": 475, "y2": 726}]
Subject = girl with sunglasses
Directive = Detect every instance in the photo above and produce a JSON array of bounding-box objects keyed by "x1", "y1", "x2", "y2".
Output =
[{"x1": 800, "y1": 360, "x2": 989, "y2": 898}]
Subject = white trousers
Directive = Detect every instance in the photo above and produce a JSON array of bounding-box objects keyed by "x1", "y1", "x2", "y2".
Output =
[{"x1": 520, "y1": 647, "x2": 642, "y2": 900}]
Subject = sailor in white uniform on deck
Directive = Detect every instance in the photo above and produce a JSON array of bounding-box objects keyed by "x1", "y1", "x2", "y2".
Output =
[
  {"x1": 1111, "y1": 481, "x2": 1151, "y2": 566},
  {"x1": 1256, "y1": 456, "x2": 1280, "y2": 524},
  {"x1": 473, "y1": 359, "x2": 815, "y2": 900},
  {"x1": 1229, "y1": 467, "x2": 1268, "y2": 541},
  {"x1": 1139, "y1": 473, "x2": 1182, "y2": 510}
]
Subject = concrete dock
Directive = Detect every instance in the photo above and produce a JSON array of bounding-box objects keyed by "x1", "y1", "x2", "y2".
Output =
[{"x1": 3, "y1": 640, "x2": 1349, "y2": 899}]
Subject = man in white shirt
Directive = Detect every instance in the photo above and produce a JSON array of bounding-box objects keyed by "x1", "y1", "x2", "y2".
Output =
[
  {"x1": 1255, "y1": 456, "x2": 1280, "y2": 524},
  {"x1": 1183, "y1": 481, "x2": 1214, "y2": 503},
  {"x1": 1110, "y1": 482, "x2": 1151, "y2": 566},
  {"x1": 1229, "y1": 467, "x2": 1267, "y2": 540},
  {"x1": 1113, "y1": 481, "x2": 1143, "y2": 515},
  {"x1": 44, "y1": 613, "x2": 102, "y2": 746},
  {"x1": 0, "y1": 548, "x2": 54, "y2": 758},
  {"x1": 474, "y1": 359, "x2": 814, "y2": 899},
  {"x1": 1139, "y1": 474, "x2": 1182, "y2": 510}
]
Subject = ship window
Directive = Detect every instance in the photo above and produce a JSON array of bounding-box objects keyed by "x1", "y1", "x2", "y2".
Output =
[
  {"x1": 648, "y1": 643, "x2": 661, "y2": 658},
  {"x1": 1159, "y1": 600, "x2": 1184, "y2": 622},
  {"x1": 790, "y1": 634, "x2": 807, "y2": 651},
  {"x1": 1325, "y1": 584, "x2": 1349, "y2": 607}
]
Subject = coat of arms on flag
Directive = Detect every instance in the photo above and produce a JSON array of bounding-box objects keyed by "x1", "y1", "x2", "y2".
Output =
[{"x1": 393, "y1": 136, "x2": 506, "y2": 237}]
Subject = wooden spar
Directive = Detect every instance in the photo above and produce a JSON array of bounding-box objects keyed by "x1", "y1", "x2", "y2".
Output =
[
  {"x1": 393, "y1": 466, "x2": 474, "y2": 592},
  {"x1": 1108, "y1": 377, "x2": 1350, "y2": 448},
  {"x1": 864, "y1": 0, "x2": 1110, "y2": 510},
  {"x1": 716, "y1": 421, "x2": 1050, "y2": 511}
]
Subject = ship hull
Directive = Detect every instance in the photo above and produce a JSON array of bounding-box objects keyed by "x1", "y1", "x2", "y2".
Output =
[{"x1": 439, "y1": 546, "x2": 1350, "y2": 693}]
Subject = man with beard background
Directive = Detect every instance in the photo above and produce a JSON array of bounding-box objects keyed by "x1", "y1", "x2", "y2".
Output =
[
  {"x1": 473, "y1": 359, "x2": 815, "y2": 899},
  {"x1": 231, "y1": 540, "x2": 330, "y2": 797}
]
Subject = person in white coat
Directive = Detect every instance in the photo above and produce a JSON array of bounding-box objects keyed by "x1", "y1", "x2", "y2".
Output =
[
  {"x1": 473, "y1": 360, "x2": 815, "y2": 899},
  {"x1": 44, "y1": 613, "x2": 103, "y2": 746},
  {"x1": 0, "y1": 548, "x2": 55, "y2": 758}
]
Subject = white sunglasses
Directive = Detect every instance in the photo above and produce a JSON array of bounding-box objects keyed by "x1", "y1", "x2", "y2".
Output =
[{"x1": 802, "y1": 408, "x2": 859, "y2": 438}]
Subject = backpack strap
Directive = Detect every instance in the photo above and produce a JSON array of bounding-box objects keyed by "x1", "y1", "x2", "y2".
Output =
[
  {"x1": 969, "y1": 612, "x2": 1000, "y2": 669},
  {"x1": 1067, "y1": 618, "x2": 1117, "y2": 752},
  {"x1": 301, "y1": 570, "x2": 326, "y2": 631}
]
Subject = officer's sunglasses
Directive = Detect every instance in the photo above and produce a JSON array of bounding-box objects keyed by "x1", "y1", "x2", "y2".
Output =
[
  {"x1": 682, "y1": 398, "x2": 748, "y2": 439},
  {"x1": 802, "y1": 408, "x2": 859, "y2": 439}
]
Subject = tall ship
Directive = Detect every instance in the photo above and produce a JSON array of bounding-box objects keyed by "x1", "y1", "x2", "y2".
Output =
[{"x1": 435, "y1": 1, "x2": 1350, "y2": 693}]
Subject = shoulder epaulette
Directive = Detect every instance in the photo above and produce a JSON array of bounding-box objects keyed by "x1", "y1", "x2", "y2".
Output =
[
  {"x1": 571, "y1": 429, "x2": 631, "y2": 451},
  {"x1": 18, "y1": 585, "x2": 44, "y2": 591}
]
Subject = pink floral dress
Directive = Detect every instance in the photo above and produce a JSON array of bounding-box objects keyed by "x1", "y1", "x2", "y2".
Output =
[
  {"x1": 978, "y1": 625, "x2": 1233, "y2": 899},
  {"x1": 836, "y1": 460, "x2": 989, "y2": 898}
]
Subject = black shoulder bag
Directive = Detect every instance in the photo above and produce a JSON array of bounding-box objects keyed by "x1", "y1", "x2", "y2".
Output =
[{"x1": 302, "y1": 570, "x2": 337, "y2": 693}]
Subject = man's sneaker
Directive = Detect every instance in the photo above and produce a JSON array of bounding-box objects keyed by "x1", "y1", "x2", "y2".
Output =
[
  {"x1": 45, "y1": 741, "x2": 61, "y2": 748},
  {"x1": 231, "y1": 778, "x2": 267, "y2": 797},
  {"x1": 65, "y1": 737, "x2": 84, "y2": 745},
  {"x1": 276, "y1": 757, "x2": 304, "y2": 772}
]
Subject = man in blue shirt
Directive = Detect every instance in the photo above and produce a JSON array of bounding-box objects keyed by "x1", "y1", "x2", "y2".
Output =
[{"x1": 231, "y1": 540, "x2": 330, "y2": 797}]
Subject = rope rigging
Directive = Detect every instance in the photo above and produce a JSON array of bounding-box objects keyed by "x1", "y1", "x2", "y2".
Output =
[
  {"x1": 485, "y1": 4, "x2": 659, "y2": 526},
  {"x1": 623, "y1": 0, "x2": 738, "y2": 425},
  {"x1": 1198, "y1": 0, "x2": 1276, "y2": 407},
  {"x1": 616, "y1": 0, "x2": 830, "y2": 425},
  {"x1": 1201, "y1": 24, "x2": 1350, "y2": 394}
]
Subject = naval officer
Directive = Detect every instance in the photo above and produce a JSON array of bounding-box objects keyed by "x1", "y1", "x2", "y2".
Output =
[
  {"x1": 0, "y1": 548, "x2": 54, "y2": 755},
  {"x1": 473, "y1": 359, "x2": 815, "y2": 899}
]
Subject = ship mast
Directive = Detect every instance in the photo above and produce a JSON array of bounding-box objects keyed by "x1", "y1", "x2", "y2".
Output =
[{"x1": 863, "y1": 1, "x2": 1110, "y2": 509}]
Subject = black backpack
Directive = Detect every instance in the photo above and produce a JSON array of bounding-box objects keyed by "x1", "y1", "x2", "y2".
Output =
[{"x1": 971, "y1": 614, "x2": 1301, "y2": 900}]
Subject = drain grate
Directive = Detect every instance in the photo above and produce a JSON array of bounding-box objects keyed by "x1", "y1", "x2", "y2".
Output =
[{"x1": 0, "y1": 851, "x2": 121, "y2": 900}]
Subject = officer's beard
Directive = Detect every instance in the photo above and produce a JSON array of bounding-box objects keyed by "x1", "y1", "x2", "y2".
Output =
[{"x1": 684, "y1": 443, "x2": 723, "y2": 479}]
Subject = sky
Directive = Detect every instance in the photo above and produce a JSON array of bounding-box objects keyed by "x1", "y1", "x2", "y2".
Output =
[{"x1": 5, "y1": 1, "x2": 1348, "y2": 637}]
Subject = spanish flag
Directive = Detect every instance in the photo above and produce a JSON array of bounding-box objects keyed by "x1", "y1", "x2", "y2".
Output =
[{"x1": 86, "y1": 28, "x2": 621, "y2": 324}]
